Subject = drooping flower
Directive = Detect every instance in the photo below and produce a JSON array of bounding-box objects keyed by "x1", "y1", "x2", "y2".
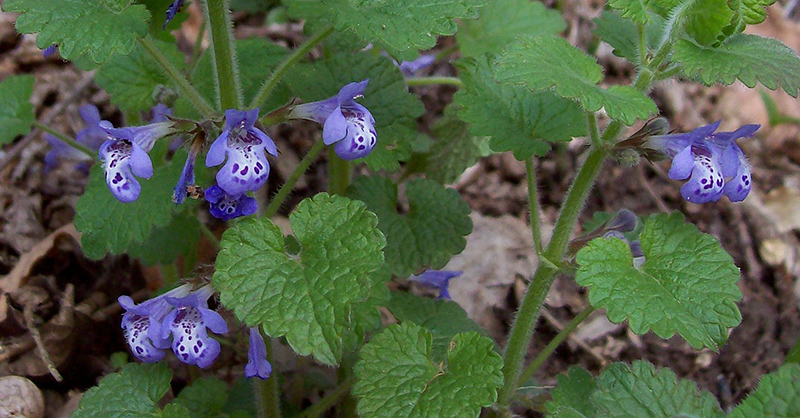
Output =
[
  {"x1": 397, "y1": 54, "x2": 436, "y2": 77},
  {"x1": 44, "y1": 105, "x2": 107, "y2": 173},
  {"x1": 160, "y1": 285, "x2": 228, "y2": 368},
  {"x1": 644, "y1": 121, "x2": 759, "y2": 203},
  {"x1": 288, "y1": 80, "x2": 377, "y2": 160},
  {"x1": 118, "y1": 284, "x2": 193, "y2": 363},
  {"x1": 173, "y1": 140, "x2": 201, "y2": 204},
  {"x1": 408, "y1": 270, "x2": 463, "y2": 300},
  {"x1": 204, "y1": 185, "x2": 257, "y2": 221},
  {"x1": 206, "y1": 109, "x2": 277, "y2": 196},
  {"x1": 245, "y1": 327, "x2": 272, "y2": 379},
  {"x1": 99, "y1": 121, "x2": 173, "y2": 202},
  {"x1": 163, "y1": 0, "x2": 185, "y2": 28}
]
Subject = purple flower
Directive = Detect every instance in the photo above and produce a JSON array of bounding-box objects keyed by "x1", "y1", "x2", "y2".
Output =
[
  {"x1": 409, "y1": 270, "x2": 463, "y2": 300},
  {"x1": 204, "y1": 185, "x2": 257, "y2": 221},
  {"x1": 398, "y1": 54, "x2": 436, "y2": 77},
  {"x1": 289, "y1": 80, "x2": 377, "y2": 160},
  {"x1": 173, "y1": 142, "x2": 200, "y2": 204},
  {"x1": 160, "y1": 285, "x2": 228, "y2": 368},
  {"x1": 645, "y1": 121, "x2": 759, "y2": 203},
  {"x1": 42, "y1": 44, "x2": 58, "y2": 58},
  {"x1": 119, "y1": 284, "x2": 192, "y2": 363},
  {"x1": 163, "y1": 0, "x2": 185, "y2": 29},
  {"x1": 206, "y1": 109, "x2": 277, "y2": 196},
  {"x1": 44, "y1": 105, "x2": 107, "y2": 173},
  {"x1": 245, "y1": 327, "x2": 272, "y2": 379},
  {"x1": 99, "y1": 121, "x2": 173, "y2": 203}
]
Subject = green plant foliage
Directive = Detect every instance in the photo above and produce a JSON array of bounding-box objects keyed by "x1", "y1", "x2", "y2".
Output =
[
  {"x1": 3, "y1": 0, "x2": 150, "y2": 63},
  {"x1": 173, "y1": 377, "x2": 229, "y2": 418},
  {"x1": 71, "y1": 363, "x2": 173, "y2": 417},
  {"x1": 0, "y1": 75, "x2": 35, "y2": 145},
  {"x1": 425, "y1": 106, "x2": 492, "y2": 184},
  {"x1": 212, "y1": 193, "x2": 386, "y2": 365},
  {"x1": 592, "y1": 10, "x2": 665, "y2": 64},
  {"x1": 353, "y1": 322, "x2": 503, "y2": 418},
  {"x1": 74, "y1": 160, "x2": 184, "y2": 260},
  {"x1": 546, "y1": 366, "x2": 598, "y2": 417},
  {"x1": 455, "y1": 55, "x2": 585, "y2": 160},
  {"x1": 457, "y1": 0, "x2": 565, "y2": 57},
  {"x1": 96, "y1": 38, "x2": 186, "y2": 113},
  {"x1": 346, "y1": 176, "x2": 472, "y2": 277},
  {"x1": 673, "y1": 34, "x2": 800, "y2": 98},
  {"x1": 728, "y1": 364, "x2": 800, "y2": 418},
  {"x1": 127, "y1": 211, "x2": 200, "y2": 266},
  {"x1": 576, "y1": 212, "x2": 742, "y2": 350},
  {"x1": 496, "y1": 35, "x2": 656, "y2": 125},
  {"x1": 387, "y1": 292, "x2": 486, "y2": 362},
  {"x1": 285, "y1": 52, "x2": 424, "y2": 172}
]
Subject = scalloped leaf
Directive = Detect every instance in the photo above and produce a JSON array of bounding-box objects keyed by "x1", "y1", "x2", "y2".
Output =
[
  {"x1": 576, "y1": 212, "x2": 742, "y2": 350},
  {"x1": 346, "y1": 176, "x2": 472, "y2": 277},
  {"x1": 729, "y1": 364, "x2": 800, "y2": 418},
  {"x1": 212, "y1": 193, "x2": 386, "y2": 365},
  {"x1": 0, "y1": 75, "x2": 35, "y2": 145},
  {"x1": 353, "y1": 322, "x2": 503, "y2": 418},
  {"x1": 71, "y1": 363, "x2": 172, "y2": 418}
]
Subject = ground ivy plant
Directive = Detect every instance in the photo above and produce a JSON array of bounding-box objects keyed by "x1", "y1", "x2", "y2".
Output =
[{"x1": 2, "y1": 0, "x2": 800, "y2": 416}]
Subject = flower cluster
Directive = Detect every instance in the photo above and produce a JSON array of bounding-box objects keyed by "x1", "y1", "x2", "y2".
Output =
[
  {"x1": 119, "y1": 284, "x2": 271, "y2": 379},
  {"x1": 643, "y1": 121, "x2": 759, "y2": 204}
]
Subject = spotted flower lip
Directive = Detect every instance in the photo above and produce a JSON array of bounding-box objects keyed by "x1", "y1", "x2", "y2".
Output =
[
  {"x1": 645, "y1": 121, "x2": 759, "y2": 204},
  {"x1": 204, "y1": 184, "x2": 257, "y2": 221},
  {"x1": 206, "y1": 109, "x2": 277, "y2": 196},
  {"x1": 160, "y1": 285, "x2": 228, "y2": 368},
  {"x1": 99, "y1": 121, "x2": 173, "y2": 203},
  {"x1": 409, "y1": 270, "x2": 463, "y2": 300},
  {"x1": 245, "y1": 327, "x2": 272, "y2": 380},
  {"x1": 288, "y1": 80, "x2": 377, "y2": 161},
  {"x1": 118, "y1": 284, "x2": 192, "y2": 363}
]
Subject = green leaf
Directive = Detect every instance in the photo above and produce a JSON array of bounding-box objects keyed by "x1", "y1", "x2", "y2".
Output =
[
  {"x1": 729, "y1": 364, "x2": 800, "y2": 417},
  {"x1": 592, "y1": 361, "x2": 724, "y2": 417},
  {"x1": 161, "y1": 404, "x2": 192, "y2": 418},
  {"x1": 425, "y1": 105, "x2": 491, "y2": 184},
  {"x1": 346, "y1": 176, "x2": 472, "y2": 277},
  {"x1": 137, "y1": 0, "x2": 190, "y2": 38},
  {"x1": 456, "y1": 0, "x2": 565, "y2": 57},
  {"x1": 593, "y1": 10, "x2": 665, "y2": 63},
  {"x1": 314, "y1": 0, "x2": 488, "y2": 60},
  {"x1": 673, "y1": 34, "x2": 800, "y2": 98},
  {"x1": 74, "y1": 159, "x2": 183, "y2": 260},
  {"x1": 387, "y1": 292, "x2": 486, "y2": 362},
  {"x1": 455, "y1": 55, "x2": 585, "y2": 160},
  {"x1": 736, "y1": 0, "x2": 776, "y2": 26},
  {"x1": 0, "y1": 75, "x2": 34, "y2": 145},
  {"x1": 96, "y1": 38, "x2": 186, "y2": 113},
  {"x1": 173, "y1": 377, "x2": 228, "y2": 418},
  {"x1": 680, "y1": 0, "x2": 736, "y2": 46},
  {"x1": 285, "y1": 52, "x2": 424, "y2": 172},
  {"x1": 3, "y1": 0, "x2": 150, "y2": 64},
  {"x1": 212, "y1": 193, "x2": 386, "y2": 365},
  {"x1": 72, "y1": 363, "x2": 172, "y2": 418},
  {"x1": 496, "y1": 35, "x2": 656, "y2": 125},
  {"x1": 607, "y1": 0, "x2": 653, "y2": 24},
  {"x1": 353, "y1": 322, "x2": 503, "y2": 418},
  {"x1": 127, "y1": 210, "x2": 201, "y2": 266},
  {"x1": 545, "y1": 366, "x2": 598, "y2": 418},
  {"x1": 576, "y1": 212, "x2": 742, "y2": 350}
]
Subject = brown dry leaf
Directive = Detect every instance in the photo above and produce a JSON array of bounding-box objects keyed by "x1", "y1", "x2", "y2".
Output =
[
  {"x1": 0, "y1": 376, "x2": 44, "y2": 418},
  {"x1": 0, "y1": 224, "x2": 80, "y2": 324},
  {"x1": 445, "y1": 213, "x2": 540, "y2": 339}
]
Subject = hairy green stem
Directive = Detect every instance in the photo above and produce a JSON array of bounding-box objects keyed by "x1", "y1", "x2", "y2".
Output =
[
  {"x1": 257, "y1": 336, "x2": 282, "y2": 418},
  {"x1": 263, "y1": 140, "x2": 325, "y2": 217},
  {"x1": 336, "y1": 356, "x2": 358, "y2": 418},
  {"x1": 586, "y1": 112, "x2": 602, "y2": 148},
  {"x1": 33, "y1": 122, "x2": 95, "y2": 158},
  {"x1": 405, "y1": 76, "x2": 463, "y2": 88},
  {"x1": 497, "y1": 147, "x2": 607, "y2": 408},
  {"x1": 637, "y1": 23, "x2": 648, "y2": 66},
  {"x1": 188, "y1": 21, "x2": 207, "y2": 75},
  {"x1": 199, "y1": 223, "x2": 222, "y2": 251},
  {"x1": 327, "y1": 148, "x2": 351, "y2": 196},
  {"x1": 202, "y1": 0, "x2": 242, "y2": 110},
  {"x1": 138, "y1": 38, "x2": 216, "y2": 117},
  {"x1": 525, "y1": 158, "x2": 543, "y2": 253},
  {"x1": 517, "y1": 307, "x2": 596, "y2": 385},
  {"x1": 249, "y1": 27, "x2": 334, "y2": 109},
  {"x1": 299, "y1": 377, "x2": 356, "y2": 418}
]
